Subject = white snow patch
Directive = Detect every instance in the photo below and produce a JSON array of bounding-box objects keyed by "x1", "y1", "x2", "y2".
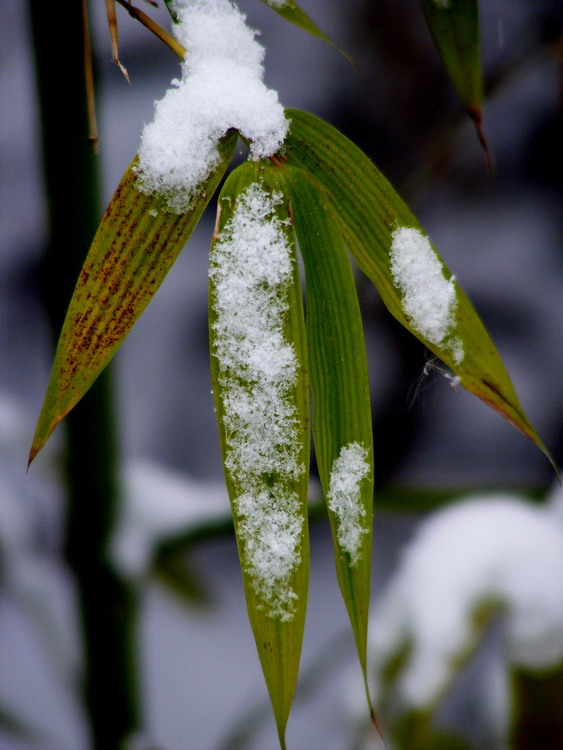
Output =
[
  {"x1": 111, "y1": 461, "x2": 230, "y2": 579},
  {"x1": 263, "y1": 0, "x2": 288, "y2": 8},
  {"x1": 369, "y1": 494, "x2": 563, "y2": 708},
  {"x1": 136, "y1": 0, "x2": 288, "y2": 213},
  {"x1": 210, "y1": 181, "x2": 304, "y2": 620},
  {"x1": 390, "y1": 227, "x2": 463, "y2": 364},
  {"x1": 327, "y1": 443, "x2": 370, "y2": 564}
]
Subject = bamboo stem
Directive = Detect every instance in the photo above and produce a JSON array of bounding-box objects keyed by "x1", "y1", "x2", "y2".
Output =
[{"x1": 28, "y1": 1, "x2": 140, "y2": 746}]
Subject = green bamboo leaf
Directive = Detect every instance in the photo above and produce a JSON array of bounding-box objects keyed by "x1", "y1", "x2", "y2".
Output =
[
  {"x1": 419, "y1": 0, "x2": 490, "y2": 161},
  {"x1": 419, "y1": 0, "x2": 482, "y2": 115},
  {"x1": 259, "y1": 0, "x2": 354, "y2": 64},
  {"x1": 280, "y1": 109, "x2": 554, "y2": 468},
  {"x1": 30, "y1": 130, "x2": 238, "y2": 464},
  {"x1": 209, "y1": 160, "x2": 309, "y2": 748},
  {"x1": 283, "y1": 165, "x2": 376, "y2": 719}
]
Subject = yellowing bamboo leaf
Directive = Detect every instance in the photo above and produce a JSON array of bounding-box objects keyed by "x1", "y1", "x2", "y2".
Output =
[
  {"x1": 281, "y1": 109, "x2": 554, "y2": 469},
  {"x1": 30, "y1": 131, "x2": 237, "y2": 464},
  {"x1": 284, "y1": 164, "x2": 376, "y2": 722},
  {"x1": 209, "y1": 160, "x2": 309, "y2": 748}
]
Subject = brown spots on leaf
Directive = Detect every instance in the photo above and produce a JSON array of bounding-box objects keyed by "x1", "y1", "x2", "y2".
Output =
[{"x1": 481, "y1": 378, "x2": 516, "y2": 411}]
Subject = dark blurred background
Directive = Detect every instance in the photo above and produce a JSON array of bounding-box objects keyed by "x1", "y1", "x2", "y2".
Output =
[{"x1": 1, "y1": 1, "x2": 562, "y2": 748}]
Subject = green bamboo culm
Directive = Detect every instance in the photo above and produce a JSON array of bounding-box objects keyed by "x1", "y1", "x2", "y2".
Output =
[{"x1": 28, "y1": 1, "x2": 140, "y2": 747}]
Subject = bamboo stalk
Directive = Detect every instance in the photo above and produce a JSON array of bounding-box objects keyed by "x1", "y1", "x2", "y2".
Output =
[{"x1": 28, "y1": 1, "x2": 140, "y2": 746}]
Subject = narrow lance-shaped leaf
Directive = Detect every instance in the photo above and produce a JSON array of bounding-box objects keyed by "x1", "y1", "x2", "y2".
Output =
[
  {"x1": 419, "y1": 0, "x2": 490, "y2": 162},
  {"x1": 30, "y1": 130, "x2": 238, "y2": 464},
  {"x1": 283, "y1": 164, "x2": 376, "y2": 721},
  {"x1": 259, "y1": 0, "x2": 354, "y2": 64},
  {"x1": 209, "y1": 160, "x2": 309, "y2": 748},
  {"x1": 281, "y1": 109, "x2": 554, "y2": 468}
]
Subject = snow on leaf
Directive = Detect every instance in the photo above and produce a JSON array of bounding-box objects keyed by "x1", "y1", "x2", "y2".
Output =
[
  {"x1": 136, "y1": 0, "x2": 287, "y2": 213},
  {"x1": 327, "y1": 443, "x2": 370, "y2": 565},
  {"x1": 210, "y1": 179, "x2": 304, "y2": 620},
  {"x1": 390, "y1": 226, "x2": 463, "y2": 364},
  {"x1": 369, "y1": 494, "x2": 563, "y2": 707}
]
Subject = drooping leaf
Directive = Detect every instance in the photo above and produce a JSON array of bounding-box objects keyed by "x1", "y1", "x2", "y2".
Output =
[
  {"x1": 418, "y1": 0, "x2": 490, "y2": 163},
  {"x1": 280, "y1": 109, "x2": 553, "y2": 467},
  {"x1": 283, "y1": 164, "x2": 376, "y2": 719},
  {"x1": 209, "y1": 160, "x2": 309, "y2": 748},
  {"x1": 259, "y1": 0, "x2": 353, "y2": 64},
  {"x1": 419, "y1": 0, "x2": 482, "y2": 115},
  {"x1": 30, "y1": 130, "x2": 238, "y2": 464}
]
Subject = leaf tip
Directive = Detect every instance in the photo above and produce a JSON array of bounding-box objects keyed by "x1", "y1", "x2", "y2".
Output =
[
  {"x1": 467, "y1": 105, "x2": 494, "y2": 177},
  {"x1": 26, "y1": 446, "x2": 38, "y2": 472},
  {"x1": 28, "y1": 412, "x2": 65, "y2": 469},
  {"x1": 363, "y1": 672, "x2": 386, "y2": 746}
]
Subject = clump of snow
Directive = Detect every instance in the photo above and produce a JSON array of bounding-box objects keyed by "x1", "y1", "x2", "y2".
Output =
[
  {"x1": 327, "y1": 443, "x2": 370, "y2": 564},
  {"x1": 136, "y1": 0, "x2": 288, "y2": 213},
  {"x1": 210, "y1": 180, "x2": 304, "y2": 620},
  {"x1": 111, "y1": 461, "x2": 230, "y2": 579},
  {"x1": 390, "y1": 227, "x2": 463, "y2": 364},
  {"x1": 263, "y1": 0, "x2": 288, "y2": 8},
  {"x1": 369, "y1": 494, "x2": 563, "y2": 708}
]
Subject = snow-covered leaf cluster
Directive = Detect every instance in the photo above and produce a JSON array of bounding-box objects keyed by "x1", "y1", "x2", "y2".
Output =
[
  {"x1": 369, "y1": 493, "x2": 563, "y2": 709},
  {"x1": 137, "y1": 0, "x2": 287, "y2": 213}
]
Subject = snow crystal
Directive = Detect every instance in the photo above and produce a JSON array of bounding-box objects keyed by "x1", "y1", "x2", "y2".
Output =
[
  {"x1": 136, "y1": 0, "x2": 288, "y2": 213},
  {"x1": 327, "y1": 443, "x2": 370, "y2": 564},
  {"x1": 369, "y1": 494, "x2": 563, "y2": 707},
  {"x1": 210, "y1": 181, "x2": 304, "y2": 620},
  {"x1": 390, "y1": 227, "x2": 463, "y2": 364}
]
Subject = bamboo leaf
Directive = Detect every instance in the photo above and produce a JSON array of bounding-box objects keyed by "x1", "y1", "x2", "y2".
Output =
[
  {"x1": 283, "y1": 164, "x2": 376, "y2": 719},
  {"x1": 418, "y1": 0, "x2": 490, "y2": 163},
  {"x1": 280, "y1": 109, "x2": 554, "y2": 468},
  {"x1": 419, "y1": 0, "x2": 482, "y2": 115},
  {"x1": 30, "y1": 130, "x2": 237, "y2": 464},
  {"x1": 209, "y1": 160, "x2": 309, "y2": 747},
  {"x1": 259, "y1": 0, "x2": 353, "y2": 64}
]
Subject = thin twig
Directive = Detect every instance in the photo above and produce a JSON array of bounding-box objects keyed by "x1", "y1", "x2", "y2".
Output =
[
  {"x1": 105, "y1": 0, "x2": 130, "y2": 83},
  {"x1": 115, "y1": 0, "x2": 186, "y2": 59},
  {"x1": 81, "y1": 0, "x2": 99, "y2": 152}
]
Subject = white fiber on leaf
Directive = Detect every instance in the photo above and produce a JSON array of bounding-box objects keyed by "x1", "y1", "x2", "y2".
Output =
[
  {"x1": 210, "y1": 181, "x2": 304, "y2": 620},
  {"x1": 136, "y1": 0, "x2": 288, "y2": 213},
  {"x1": 369, "y1": 494, "x2": 563, "y2": 708},
  {"x1": 390, "y1": 227, "x2": 463, "y2": 364},
  {"x1": 327, "y1": 443, "x2": 370, "y2": 565}
]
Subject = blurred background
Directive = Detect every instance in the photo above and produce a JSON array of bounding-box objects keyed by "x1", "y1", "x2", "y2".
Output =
[{"x1": 1, "y1": 1, "x2": 562, "y2": 748}]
